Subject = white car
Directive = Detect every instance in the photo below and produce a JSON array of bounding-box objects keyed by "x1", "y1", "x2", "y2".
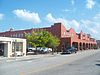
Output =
[
  {"x1": 41, "y1": 48, "x2": 52, "y2": 53},
  {"x1": 27, "y1": 47, "x2": 52, "y2": 54},
  {"x1": 27, "y1": 47, "x2": 36, "y2": 52}
]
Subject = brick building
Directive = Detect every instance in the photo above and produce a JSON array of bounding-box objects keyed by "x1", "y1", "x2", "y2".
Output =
[{"x1": 0, "y1": 23, "x2": 97, "y2": 51}]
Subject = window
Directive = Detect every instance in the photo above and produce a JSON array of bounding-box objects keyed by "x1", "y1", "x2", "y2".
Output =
[
  {"x1": 10, "y1": 35, "x2": 12, "y2": 37},
  {"x1": 21, "y1": 33, "x2": 23, "y2": 37},
  {"x1": 13, "y1": 34, "x2": 15, "y2": 37},
  {"x1": 16, "y1": 42, "x2": 23, "y2": 52},
  {"x1": 18, "y1": 33, "x2": 21, "y2": 38},
  {"x1": 12, "y1": 42, "x2": 23, "y2": 52},
  {"x1": 83, "y1": 35, "x2": 85, "y2": 37},
  {"x1": 64, "y1": 32, "x2": 66, "y2": 36},
  {"x1": 14, "y1": 34, "x2": 17, "y2": 37}
]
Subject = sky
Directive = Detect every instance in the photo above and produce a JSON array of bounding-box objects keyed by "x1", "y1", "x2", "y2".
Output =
[{"x1": 0, "y1": 0, "x2": 100, "y2": 39}]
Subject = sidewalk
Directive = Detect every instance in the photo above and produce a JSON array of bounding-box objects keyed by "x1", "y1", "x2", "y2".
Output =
[
  {"x1": 0, "y1": 49, "x2": 99, "y2": 63},
  {"x1": 0, "y1": 53, "x2": 60, "y2": 62}
]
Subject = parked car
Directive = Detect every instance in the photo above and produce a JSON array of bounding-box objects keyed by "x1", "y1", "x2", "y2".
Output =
[
  {"x1": 61, "y1": 47, "x2": 77, "y2": 54},
  {"x1": 27, "y1": 47, "x2": 52, "y2": 54},
  {"x1": 26, "y1": 47, "x2": 36, "y2": 55},
  {"x1": 27, "y1": 47, "x2": 36, "y2": 52},
  {"x1": 40, "y1": 48, "x2": 52, "y2": 53}
]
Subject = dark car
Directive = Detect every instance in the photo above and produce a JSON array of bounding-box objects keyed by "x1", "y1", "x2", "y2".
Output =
[{"x1": 61, "y1": 47, "x2": 77, "y2": 54}]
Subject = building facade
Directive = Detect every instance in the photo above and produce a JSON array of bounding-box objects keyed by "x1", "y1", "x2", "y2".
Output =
[
  {"x1": 0, "y1": 23, "x2": 97, "y2": 52},
  {"x1": 0, "y1": 37, "x2": 26, "y2": 57}
]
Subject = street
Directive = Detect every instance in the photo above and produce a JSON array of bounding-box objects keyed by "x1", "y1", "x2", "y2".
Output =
[
  {"x1": 0, "y1": 50, "x2": 100, "y2": 75},
  {"x1": 33, "y1": 51, "x2": 100, "y2": 75}
]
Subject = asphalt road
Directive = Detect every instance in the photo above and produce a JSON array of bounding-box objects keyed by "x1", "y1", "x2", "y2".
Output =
[
  {"x1": 0, "y1": 50, "x2": 100, "y2": 75},
  {"x1": 33, "y1": 51, "x2": 100, "y2": 75}
]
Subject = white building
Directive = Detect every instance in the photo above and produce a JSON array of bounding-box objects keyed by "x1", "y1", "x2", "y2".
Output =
[{"x1": 0, "y1": 37, "x2": 26, "y2": 57}]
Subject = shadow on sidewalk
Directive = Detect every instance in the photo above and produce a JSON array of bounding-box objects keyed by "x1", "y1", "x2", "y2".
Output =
[{"x1": 95, "y1": 64, "x2": 100, "y2": 66}]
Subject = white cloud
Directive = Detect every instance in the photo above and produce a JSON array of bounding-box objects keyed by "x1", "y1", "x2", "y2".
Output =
[
  {"x1": 46, "y1": 13, "x2": 56, "y2": 23},
  {"x1": 81, "y1": 20, "x2": 92, "y2": 25},
  {"x1": 46, "y1": 13, "x2": 69, "y2": 27},
  {"x1": 71, "y1": 0, "x2": 75, "y2": 5},
  {"x1": 86, "y1": 0, "x2": 95, "y2": 9},
  {"x1": 13, "y1": 9, "x2": 41, "y2": 24},
  {"x1": 80, "y1": 13, "x2": 100, "y2": 39},
  {"x1": 70, "y1": 20, "x2": 80, "y2": 28},
  {"x1": 75, "y1": 18, "x2": 99, "y2": 38},
  {"x1": 81, "y1": 20, "x2": 93, "y2": 28},
  {"x1": 0, "y1": 13, "x2": 4, "y2": 20},
  {"x1": 46, "y1": 13, "x2": 80, "y2": 31},
  {"x1": 63, "y1": 9, "x2": 70, "y2": 12},
  {"x1": 89, "y1": 28, "x2": 98, "y2": 34},
  {"x1": 94, "y1": 13, "x2": 100, "y2": 20}
]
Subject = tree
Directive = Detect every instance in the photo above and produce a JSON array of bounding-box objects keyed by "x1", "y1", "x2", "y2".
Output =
[
  {"x1": 25, "y1": 32, "x2": 40, "y2": 54},
  {"x1": 25, "y1": 32, "x2": 39, "y2": 47},
  {"x1": 25, "y1": 30, "x2": 60, "y2": 54},
  {"x1": 46, "y1": 34, "x2": 60, "y2": 54}
]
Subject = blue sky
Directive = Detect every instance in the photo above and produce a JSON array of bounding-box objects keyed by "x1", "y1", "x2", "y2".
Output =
[{"x1": 0, "y1": 0, "x2": 100, "y2": 39}]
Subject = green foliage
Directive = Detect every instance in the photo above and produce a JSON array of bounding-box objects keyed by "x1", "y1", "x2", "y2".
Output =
[
  {"x1": 25, "y1": 30, "x2": 60, "y2": 49},
  {"x1": 46, "y1": 34, "x2": 60, "y2": 48}
]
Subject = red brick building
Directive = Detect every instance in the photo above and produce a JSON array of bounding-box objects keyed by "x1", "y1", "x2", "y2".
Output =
[{"x1": 0, "y1": 23, "x2": 97, "y2": 51}]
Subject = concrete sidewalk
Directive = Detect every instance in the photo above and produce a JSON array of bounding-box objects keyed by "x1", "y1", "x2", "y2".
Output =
[
  {"x1": 0, "y1": 53, "x2": 61, "y2": 62},
  {"x1": 0, "y1": 49, "x2": 99, "y2": 63}
]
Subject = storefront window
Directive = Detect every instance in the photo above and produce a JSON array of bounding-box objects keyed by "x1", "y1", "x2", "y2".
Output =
[{"x1": 12, "y1": 42, "x2": 23, "y2": 52}]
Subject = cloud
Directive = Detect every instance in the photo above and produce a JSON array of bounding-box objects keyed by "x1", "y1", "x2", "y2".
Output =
[
  {"x1": 71, "y1": 0, "x2": 75, "y2": 5},
  {"x1": 63, "y1": 8, "x2": 76, "y2": 13},
  {"x1": 69, "y1": 20, "x2": 80, "y2": 28},
  {"x1": 94, "y1": 13, "x2": 100, "y2": 20},
  {"x1": 46, "y1": 13, "x2": 80, "y2": 31},
  {"x1": 89, "y1": 28, "x2": 98, "y2": 34},
  {"x1": 13, "y1": 9, "x2": 41, "y2": 24},
  {"x1": 86, "y1": 0, "x2": 95, "y2": 9},
  {"x1": 63, "y1": 9, "x2": 71, "y2": 12},
  {"x1": 81, "y1": 20, "x2": 93, "y2": 28},
  {"x1": 0, "y1": 13, "x2": 4, "y2": 20},
  {"x1": 80, "y1": 12, "x2": 100, "y2": 39},
  {"x1": 46, "y1": 13, "x2": 56, "y2": 23},
  {"x1": 46, "y1": 13, "x2": 69, "y2": 27}
]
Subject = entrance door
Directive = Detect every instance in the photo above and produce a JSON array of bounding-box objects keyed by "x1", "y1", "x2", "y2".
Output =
[{"x1": 0, "y1": 43, "x2": 4, "y2": 56}]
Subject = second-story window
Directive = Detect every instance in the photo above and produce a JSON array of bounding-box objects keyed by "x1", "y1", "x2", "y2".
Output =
[
  {"x1": 11, "y1": 34, "x2": 12, "y2": 37},
  {"x1": 21, "y1": 33, "x2": 23, "y2": 37}
]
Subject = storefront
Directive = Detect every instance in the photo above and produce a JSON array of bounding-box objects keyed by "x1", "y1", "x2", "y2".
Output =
[{"x1": 0, "y1": 37, "x2": 26, "y2": 57}]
